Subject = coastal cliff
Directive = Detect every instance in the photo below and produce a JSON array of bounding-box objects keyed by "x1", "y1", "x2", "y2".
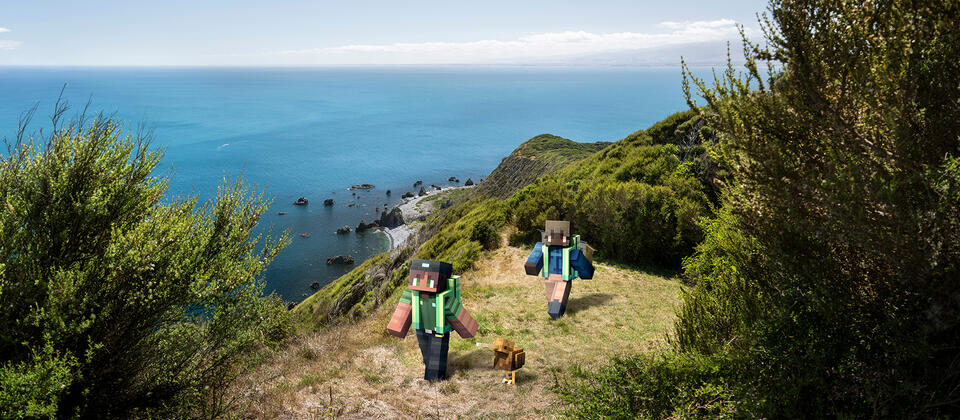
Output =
[
  {"x1": 476, "y1": 134, "x2": 609, "y2": 198},
  {"x1": 291, "y1": 110, "x2": 715, "y2": 331},
  {"x1": 291, "y1": 134, "x2": 609, "y2": 331}
]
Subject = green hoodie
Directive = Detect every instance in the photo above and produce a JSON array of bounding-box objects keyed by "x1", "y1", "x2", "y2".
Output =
[{"x1": 400, "y1": 275, "x2": 463, "y2": 333}]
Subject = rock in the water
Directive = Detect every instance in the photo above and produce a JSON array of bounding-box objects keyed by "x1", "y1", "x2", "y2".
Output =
[
  {"x1": 378, "y1": 207, "x2": 404, "y2": 227},
  {"x1": 465, "y1": 178, "x2": 474, "y2": 186},
  {"x1": 356, "y1": 219, "x2": 380, "y2": 232},
  {"x1": 278, "y1": 212, "x2": 286, "y2": 215},
  {"x1": 347, "y1": 203, "x2": 356, "y2": 207},
  {"x1": 323, "y1": 198, "x2": 334, "y2": 206},
  {"x1": 310, "y1": 282, "x2": 322, "y2": 290},
  {"x1": 293, "y1": 196, "x2": 309, "y2": 205},
  {"x1": 440, "y1": 199, "x2": 454, "y2": 209},
  {"x1": 449, "y1": 176, "x2": 460, "y2": 182},
  {"x1": 431, "y1": 184, "x2": 441, "y2": 190},
  {"x1": 413, "y1": 180, "x2": 423, "y2": 187},
  {"x1": 401, "y1": 191, "x2": 414, "y2": 199},
  {"x1": 286, "y1": 301, "x2": 297, "y2": 310},
  {"x1": 386, "y1": 189, "x2": 391, "y2": 195},
  {"x1": 418, "y1": 186, "x2": 427, "y2": 196},
  {"x1": 349, "y1": 184, "x2": 375, "y2": 190},
  {"x1": 336, "y1": 225, "x2": 351, "y2": 234},
  {"x1": 326, "y1": 255, "x2": 355, "y2": 265},
  {"x1": 300, "y1": 233, "x2": 310, "y2": 238}
]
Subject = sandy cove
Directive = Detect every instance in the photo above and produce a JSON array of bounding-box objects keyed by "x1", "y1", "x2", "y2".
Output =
[{"x1": 381, "y1": 185, "x2": 475, "y2": 249}]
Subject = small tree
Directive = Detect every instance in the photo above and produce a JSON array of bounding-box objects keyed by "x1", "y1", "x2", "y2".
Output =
[{"x1": 0, "y1": 99, "x2": 290, "y2": 418}]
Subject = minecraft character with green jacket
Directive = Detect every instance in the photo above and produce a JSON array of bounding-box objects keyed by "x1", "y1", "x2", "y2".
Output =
[
  {"x1": 524, "y1": 220, "x2": 595, "y2": 318},
  {"x1": 387, "y1": 259, "x2": 479, "y2": 381}
]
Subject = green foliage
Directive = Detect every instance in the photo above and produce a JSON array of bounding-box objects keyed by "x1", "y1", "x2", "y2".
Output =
[
  {"x1": 668, "y1": 0, "x2": 960, "y2": 417},
  {"x1": 508, "y1": 110, "x2": 721, "y2": 266},
  {"x1": 478, "y1": 134, "x2": 609, "y2": 198},
  {"x1": 416, "y1": 198, "x2": 508, "y2": 272},
  {"x1": 510, "y1": 134, "x2": 610, "y2": 161},
  {"x1": 0, "y1": 342, "x2": 76, "y2": 419},
  {"x1": 0, "y1": 108, "x2": 290, "y2": 418},
  {"x1": 555, "y1": 353, "x2": 750, "y2": 419}
]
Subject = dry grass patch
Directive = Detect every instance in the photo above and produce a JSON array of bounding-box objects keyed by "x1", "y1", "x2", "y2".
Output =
[{"x1": 238, "y1": 245, "x2": 680, "y2": 419}]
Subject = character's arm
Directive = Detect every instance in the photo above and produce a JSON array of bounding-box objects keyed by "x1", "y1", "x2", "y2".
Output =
[
  {"x1": 386, "y1": 291, "x2": 413, "y2": 338},
  {"x1": 524, "y1": 242, "x2": 545, "y2": 275},
  {"x1": 447, "y1": 307, "x2": 479, "y2": 338},
  {"x1": 571, "y1": 249, "x2": 595, "y2": 279}
]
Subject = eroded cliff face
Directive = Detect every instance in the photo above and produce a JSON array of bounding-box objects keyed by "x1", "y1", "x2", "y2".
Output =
[{"x1": 477, "y1": 134, "x2": 609, "y2": 198}]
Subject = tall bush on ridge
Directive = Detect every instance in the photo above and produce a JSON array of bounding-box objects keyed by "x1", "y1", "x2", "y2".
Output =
[
  {"x1": 507, "y1": 110, "x2": 719, "y2": 267},
  {"x1": 675, "y1": 0, "x2": 960, "y2": 416},
  {"x1": 0, "y1": 102, "x2": 290, "y2": 418}
]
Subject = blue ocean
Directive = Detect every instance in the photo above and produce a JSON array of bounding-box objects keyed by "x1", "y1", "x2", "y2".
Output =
[{"x1": 0, "y1": 66, "x2": 692, "y2": 300}]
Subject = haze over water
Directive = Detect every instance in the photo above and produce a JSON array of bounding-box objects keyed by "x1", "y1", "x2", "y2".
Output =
[{"x1": 0, "y1": 66, "x2": 692, "y2": 300}]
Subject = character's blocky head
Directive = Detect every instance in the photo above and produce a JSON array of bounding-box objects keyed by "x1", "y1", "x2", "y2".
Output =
[
  {"x1": 408, "y1": 259, "x2": 452, "y2": 293},
  {"x1": 543, "y1": 220, "x2": 571, "y2": 247},
  {"x1": 492, "y1": 337, "x2": 515, "y2": 354}
]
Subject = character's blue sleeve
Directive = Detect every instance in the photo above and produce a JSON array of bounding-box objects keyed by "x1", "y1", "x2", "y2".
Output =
[
  {"x1": 571, "y1": 249, "x2": 594, "y2": 279},
  {"x1": 525, "y1": 242, "x2": 545, "y2": 274}
]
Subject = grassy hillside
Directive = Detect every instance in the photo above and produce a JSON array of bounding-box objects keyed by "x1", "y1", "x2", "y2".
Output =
[
  {"x1": 477, "y1": 134, "x2": 610, "y2": 198},
  {"x1": 240, "y1": 242, "x2": 681, "y2": 418},
  {"x1": 507, "y1": 110, "x2": 722, "y2": 267}
]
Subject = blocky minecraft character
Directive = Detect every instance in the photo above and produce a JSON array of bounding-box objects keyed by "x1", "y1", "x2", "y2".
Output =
[
  {"x1": 492, "y1": 337, "x2": 525, "y2": 385},
  {"x1": 387, "y1": 259, "x2": 479, "y2": 381},
  {"x1": 524, "y1": 220, "x2": 595, "y2": 318}
]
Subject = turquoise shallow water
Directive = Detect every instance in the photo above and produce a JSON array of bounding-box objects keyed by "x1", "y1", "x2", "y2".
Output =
[{"x1": 0, "y1": 66, "x2": 693, "y2": 300}]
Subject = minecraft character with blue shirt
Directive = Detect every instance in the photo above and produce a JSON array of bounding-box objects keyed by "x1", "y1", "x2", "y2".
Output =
[
  {"x1": 387, "y1": 259, "x2": 479, "y2": 381},
  {"x1": 524, "y1": 220, "x2": 595, "y2": 319}
]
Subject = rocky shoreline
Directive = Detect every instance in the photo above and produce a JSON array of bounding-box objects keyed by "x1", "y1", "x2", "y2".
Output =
[
  {"x1": 380, "y1": 184, "x2": 475, "y2": 249},
  {"x1": 286, "y1": 179, "x2": 477, "y2": 274}
]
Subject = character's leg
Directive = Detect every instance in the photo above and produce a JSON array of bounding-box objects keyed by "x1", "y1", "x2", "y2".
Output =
[
  {"x1": 543, "y1": 279, "x2": 556, "y2": 302},
  {"x1": 547, "y1": 279, "x2": 572, "y2": 319},
  {"x1": 416, "y1": 329, "x2": 430, "y2": 369},
  {"x1": 424, "y1": 332, "x2": 450, "y2": 381}
]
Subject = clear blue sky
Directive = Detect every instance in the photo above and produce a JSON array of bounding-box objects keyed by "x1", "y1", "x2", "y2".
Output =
[{"x1": 0, "y1": 0, "x2": 769, "y2": 66}]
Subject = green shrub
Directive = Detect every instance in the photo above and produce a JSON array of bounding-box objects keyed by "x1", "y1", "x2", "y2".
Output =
[
  {"x1": 0, "y1": 107, "x2": 290, "y2": 418},
  {"x1": 507, "y1": 111, "x2": 719, "y2": 266},
  {"x1": 416, "y1": 198, "x2": 508, "y2": 272},
  {"x1": 671, "y1": 0, "x2": 960, "y2": 416},
  {"x1": 555, "y1": 353, "x2": 750, "y2": 419}
]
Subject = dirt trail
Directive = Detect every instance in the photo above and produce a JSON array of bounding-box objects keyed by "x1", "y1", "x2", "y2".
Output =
[{"x1": 242, "y1": 245, "x2": 680, "y2": 419}]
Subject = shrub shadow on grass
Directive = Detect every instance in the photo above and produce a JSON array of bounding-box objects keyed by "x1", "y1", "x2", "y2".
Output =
[{"x1": 566, "y1": 292, "x2": 614, "y2": 316}]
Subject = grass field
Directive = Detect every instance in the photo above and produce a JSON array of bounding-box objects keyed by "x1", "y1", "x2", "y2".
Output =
[{"x1": 240, "y1": 241, "x2": 681, "y2": 419}]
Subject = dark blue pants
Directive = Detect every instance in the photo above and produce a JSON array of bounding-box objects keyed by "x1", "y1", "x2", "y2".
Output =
[{"x1": 416, "y1": 329, "x2": 450, "y2": 381}]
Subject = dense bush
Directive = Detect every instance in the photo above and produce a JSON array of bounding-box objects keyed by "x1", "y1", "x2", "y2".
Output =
[
  {"x1": 0, "y1": 107, "x2": 290, "y2": 418},
  {"x1": 507, "y1": 110, "x2": 721, "y2": 267},
  {"x1": 559, "y1": 0, "x2": 960, "y2": 417},
  {"x1": 555, "y1": 353, "x2": 750, "y2": 419}
]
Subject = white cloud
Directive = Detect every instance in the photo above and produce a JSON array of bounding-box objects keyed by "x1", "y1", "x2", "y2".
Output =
[
  {"x1": 276, "y1": 19, "x2": 747, "y2": 64},
  {"x1": 0, "y1": 27, "x2": 19, "y2": 50}
]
